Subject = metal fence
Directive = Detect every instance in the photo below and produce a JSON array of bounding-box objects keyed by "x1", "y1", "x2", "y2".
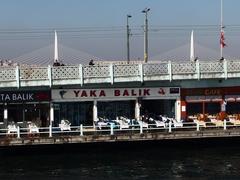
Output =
[{"x1": 0, "y1": 120, "x2": 238, "y2": 139}]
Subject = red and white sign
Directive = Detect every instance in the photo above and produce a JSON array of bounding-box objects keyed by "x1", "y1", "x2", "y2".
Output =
[{"x1": 52, "y1": 87, "x2": 180, "y2": 101}]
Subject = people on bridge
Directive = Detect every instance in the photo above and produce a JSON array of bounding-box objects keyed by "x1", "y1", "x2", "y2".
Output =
[
  {"x1": 53, "y1": 61, "x2": 61, "y2": 66},
  {"x1": 89, "y1": 59, "x2": 94, "y2": 66}
]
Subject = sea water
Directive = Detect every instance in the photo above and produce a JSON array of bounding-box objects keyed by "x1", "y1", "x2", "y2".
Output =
[{"x1": 0, "y1": 139, "x2": 240, "y2": 179}]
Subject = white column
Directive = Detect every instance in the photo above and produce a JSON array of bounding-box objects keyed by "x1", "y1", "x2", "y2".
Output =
[
  {"x1": 109, "y1": 63, "x2": 114, "y2": 85},
  {"x1": 135, "y1": 99, "x2": 141, "y2": 120},
  {"x1": 168, "y1": 61, "x2": 172, "y2": 81},
  {"x1": 50, "y1": 103, "x2": 54, "y2": 126},
  {"x1": 93, "y1": 100, "x2": 98, "y2": 124},
  {"x1": 48, "y1": 65, "x2": 52, "y2": 87},
  {"x1": 175, "y1": 98, "x2": 181, "y2": 121},
  {"x1": 4, "y1": 104, "x2": 8, "y2": 125}
]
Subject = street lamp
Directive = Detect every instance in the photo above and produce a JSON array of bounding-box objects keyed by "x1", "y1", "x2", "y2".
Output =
[
  {"x1": 127, "y1": 14, "x2": 132, "y2": 64},
  {"x1": 142, "y1": 8, "x2": 150, "y2": 63}
]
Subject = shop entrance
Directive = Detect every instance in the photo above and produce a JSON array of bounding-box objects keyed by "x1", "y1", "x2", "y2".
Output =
[{"x1": 141, "y1": 99, "x2": 176, "y2": 118}]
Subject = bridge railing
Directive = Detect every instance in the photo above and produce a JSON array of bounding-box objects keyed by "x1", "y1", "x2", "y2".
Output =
[
  {"x1": 0, "y1": 59, "x2": 240, "y2": 87},
  {"x1": 0, "y1": 120, "x2": 238, "y2": 140}
]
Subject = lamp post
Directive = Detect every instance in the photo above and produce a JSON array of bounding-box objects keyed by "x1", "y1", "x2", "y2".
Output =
[
  {"x1": 127, "y1": 15, "x2": 132, "y2": 64},
  {"x1": 142, "y1": 8, "x2": 150, "y2": 63}
]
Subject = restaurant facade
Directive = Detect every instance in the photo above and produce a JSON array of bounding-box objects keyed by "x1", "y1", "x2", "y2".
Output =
[
  {"x1": 51, "y1": 87, "x2": 181, "y2": 126},
  {"x1": 181, "y1": 86, "x2": 240, "y2": 120},
  {"x1": 0, "y1": 90, "x2": 51, "y2": 127}
]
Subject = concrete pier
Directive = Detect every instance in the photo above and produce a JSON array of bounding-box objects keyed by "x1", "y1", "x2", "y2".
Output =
[{"x1": 1, "y1": 129, "x2": 240, "y2": 147}]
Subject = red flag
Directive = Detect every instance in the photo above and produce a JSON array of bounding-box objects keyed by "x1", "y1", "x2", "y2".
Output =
[{"x1": 220, "y1": 30, "x2": 226, "y2": 48}]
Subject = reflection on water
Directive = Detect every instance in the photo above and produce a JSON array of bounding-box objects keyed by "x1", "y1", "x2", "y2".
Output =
[{"x1": 1, "y1": 139, "x2": 240, "y2": 179}]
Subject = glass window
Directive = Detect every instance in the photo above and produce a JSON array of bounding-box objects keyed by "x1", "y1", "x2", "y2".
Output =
[
  {"x1": 142, "y1": 100, "x2": 176, "y2": 118},
  {"x1": 205, "y1": 102, "x2": 220, "y2": 115},
  {"x1": 7, "y1": 103, "x2": 49, "y2": 126},
  {"x1": 98, "y1": 101, "x2": 134, "y2": 120},
  {"x1": 187, "y1": 103, "x2": 202, "y2": 116},
  {"x1": 54, "y1": 102, "x2": 93, "y2": 126},
  {"x1": 226, "y1": 102, "x2": 240, "y2": 114}
]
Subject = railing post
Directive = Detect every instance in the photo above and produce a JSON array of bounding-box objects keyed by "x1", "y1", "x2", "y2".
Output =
[
  {"x1": 140, "y1": 123, "x2": 143, "y2": 134},
  {"x1": 49, "y1": 124, "x2": 52, "y2": 137},
  {"x1": 168, "y1": 61, "x2": 172, "y2": 81},
  {"x1": 168, "y1": 121, "x2": 172, "y2": 133},
  {"x1": 16, "y1": 65, "x2": 20, "y2": 88},
  {"x1": 109, "y1": 63, "x2": 114, "y2": 85},
  {"x1": 223, "y1": 59, "x2": 228, "y2": 80},
  {"x1": 110, "y1": 123, "x2": 114, "y2": 135},
  {"x1": 196, "y1": 60, "x2": 200, "y2": 80},
  {"x1": 48, "y1": 65, "x2": 52, "y2": 87},
  {"x1": 79, "y1": 64, "x2": 83, "y2": 86},
  {"x1": 224, "y1": 119, "x2": 227, "y2": 130},
  {"x1": 80, "y1": 124, "x2": 83, "y2": 136},
  {"x1": 139, "y1": 63, "x2": 143, "y2": 83},
  {"x1": 17, "y1": 126, "x2": 20, "y2": 138},
  {"x1": 197, "y1": 122, "x2": 200, "y2": 131}
]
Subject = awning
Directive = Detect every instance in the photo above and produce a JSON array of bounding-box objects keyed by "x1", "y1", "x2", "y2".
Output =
[
  {"x1": 186, "y1": 95, "x2": 222, "y2": 103},
  {"x1": 225, "y1": 95, "x2": 240, "y2": 102}
]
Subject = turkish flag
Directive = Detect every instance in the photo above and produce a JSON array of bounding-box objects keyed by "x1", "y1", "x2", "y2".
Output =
[{"x1": 220, "y1": 30, "x2": 226, "y2": 48}]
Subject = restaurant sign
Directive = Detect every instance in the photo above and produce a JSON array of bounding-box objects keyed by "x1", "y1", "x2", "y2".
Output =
[
  {"x1": 0, "y1": 91, "x2": 51, "y2": 103},
  {"x1": 52, "y1": 87, "x2": 180, "y2": 101}
]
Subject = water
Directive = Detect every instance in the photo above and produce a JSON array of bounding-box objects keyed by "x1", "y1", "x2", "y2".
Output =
[{"x1": 1, "y1": 139, "x2": 240, "y2": 180}]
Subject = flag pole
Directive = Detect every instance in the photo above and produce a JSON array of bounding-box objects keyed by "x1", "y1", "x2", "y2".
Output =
[{"x1": 220, "y1": 0, "x2": 223, "y2": 59}]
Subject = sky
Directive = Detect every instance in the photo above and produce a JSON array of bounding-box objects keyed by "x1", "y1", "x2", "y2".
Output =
[{"x1": 0, "y1": 0, "x2": 240, "y2": 63}]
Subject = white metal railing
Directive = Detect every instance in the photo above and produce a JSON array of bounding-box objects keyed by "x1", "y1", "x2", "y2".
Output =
[
  {"x1": 0, "y1": 120, "x2": 239, "y2": 139},
  {"x1": 1, "y1": 60, "x2": 240, "y2": 87}
]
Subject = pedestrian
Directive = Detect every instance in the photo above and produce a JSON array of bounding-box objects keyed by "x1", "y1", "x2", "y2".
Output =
[{"x1": 89, "y1": 59, "x2": 94, "y2": 66}]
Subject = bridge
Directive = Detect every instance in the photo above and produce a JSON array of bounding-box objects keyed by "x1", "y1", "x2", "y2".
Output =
[{"x1": 0, "y1": 59, "x2": 240, "y2": 88}]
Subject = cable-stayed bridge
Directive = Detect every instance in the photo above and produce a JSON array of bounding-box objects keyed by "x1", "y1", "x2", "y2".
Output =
[{"x1": 8, "y1": 44, "x2": 102, "y2": 66}]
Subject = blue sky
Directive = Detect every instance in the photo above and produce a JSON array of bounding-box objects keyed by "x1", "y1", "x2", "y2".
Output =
[{"x1": 0, "y1": 0, "x2": 240, "y2": 62}]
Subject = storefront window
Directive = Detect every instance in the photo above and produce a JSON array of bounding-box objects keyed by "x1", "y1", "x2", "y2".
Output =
[
  {"x1": 142, "y1": 100, "x2": 175, "y2": 118},
  {"x1": 226, "y1": 102, "x2": 240, "y2": 114},
  {"x1": 54, "y1": 102, "x2": 93, "y2": 126},
  {"x1": 187, "y1": 103, "x2": 202, "y2": 116},
  {"x1": 98, "y1": 101, "x2": 134, "y2": 120},
  {"x1": 8, "y1": 104, "x2": 24, "y2": 122},
  {"x1": 7, "y1": 103, "x2": 49, "y2": 126},
  {"x1": 205, "y1": 102, "x2": 220, "y2": 115}
]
